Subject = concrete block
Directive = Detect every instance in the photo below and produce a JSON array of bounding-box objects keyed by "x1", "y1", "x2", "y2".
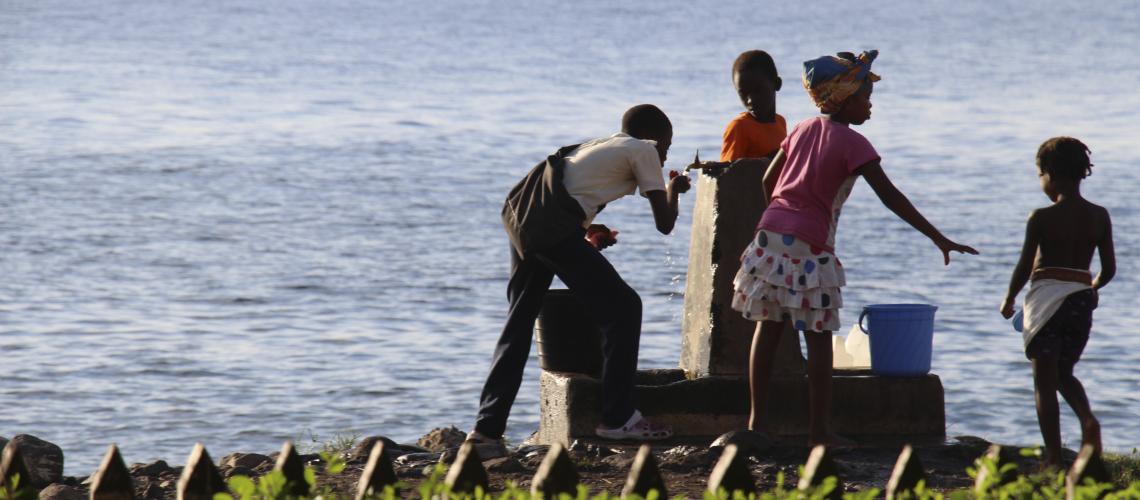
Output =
[
  {"x1": 680, "y1": 164, "x2": 804, "y2": 377},
  {"x1": 536, "y1": 369, "x2": 944, "y2": 444}
]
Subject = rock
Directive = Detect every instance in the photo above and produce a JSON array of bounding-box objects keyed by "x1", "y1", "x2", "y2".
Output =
[
  {"x1": 129, "y1": 460, "x2": 172, "y2": 478},
  {"x1": 710, "y1": 430, "x2": 772, "y2": 458},
  {"x1": 417, "y1": 427, "x2": 466, "y2": 452},
  {"x1": 443, "y1": 442, "x2": 488, "y2": 495},
  {"x1": 37, "y1": 484, "x2": 86, "y2": 500},
  {"x1": 178, "y1": 444, "x2": 226, "y2": 500},
  {"x1": 272, "y1": 442, "x2": 310, "y2": 497},
  {"x1": 567, "y1": 440, "x2": 616, "y2": 459},
  {"x1": 622, "y1": 445, "x2": 668, "y2": 499},
  {"x1": 600, "y1": 453, "x2": 634, "y2": 469},
  {"x1": 394, "y1": 452, "x2": 442, "y2": 466},
  {"x1": 90, "y1": 444, "x2": 134, "y2": 500},
  {"x1": 531, "y1": 444, "x2": 579, "y2": 498},
  {"x1": 707, "y1": 445, "x2": 755, "y2": 497},
  {"x1": 10, "y1": 435, "x2": 64, "y2": 488},
  {"x1": 516, "y1": 445, "x2": 549, "y2": 458},
  {"x1": 140, "y1": 481, "x2": 164, "y2": 499},
  {"x1": 660, "y1": 445, "x2": 711, "y2": 470},
  {"x1": 355, "y1": 440, "x2": 399, "y2": 500},
  {"x1": 484, "y1": 456, "x2": 525, "y2": 474},
  {"x1": 222, "y1": 466, "x2": 252, "y2": 479},
  {"x1": 798, "y1": 445, "x2": 844, "y2": 500},
  {"x1": 886, "y1": 445, "x2": 927, "y2": 500},
  {"x1": 346, "y1": 437, "x2": 402, "y2": 463},
  {"x1": 219, "y1": 453, "x2": 271, "y2": 470}
]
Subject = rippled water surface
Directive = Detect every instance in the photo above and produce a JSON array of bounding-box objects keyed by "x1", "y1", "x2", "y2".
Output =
[{"x1": 2, "y1": 0, "x2": 1138, "y2": 474}]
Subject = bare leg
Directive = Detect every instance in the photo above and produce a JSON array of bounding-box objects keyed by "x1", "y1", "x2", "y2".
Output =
[
  {"x1": 804, "y1": 330, "x2": 851, "y2": 446},
  {"x1": 1057, "y1": 364, "x2": 1101, "y2": 454},
  {"x1": 1031, "y1": 355, "x2": 1063, "y2": 467},
  {"x1": 748, "y1": 320, "x2": 785, "y2": 433}
]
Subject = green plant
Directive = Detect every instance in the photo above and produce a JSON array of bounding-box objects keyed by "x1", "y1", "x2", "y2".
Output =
[{"x1": 0, "y1": 474, "x2": 37, "y2": 500}]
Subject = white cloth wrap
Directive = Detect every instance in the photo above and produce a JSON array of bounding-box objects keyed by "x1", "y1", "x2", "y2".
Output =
[{"x1": 1022, "y1": 279, "x2": 1092, "y2": 348}]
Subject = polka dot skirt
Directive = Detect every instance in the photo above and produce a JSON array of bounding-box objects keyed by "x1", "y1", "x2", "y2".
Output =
[{"x1": 732, "y1": 230, "x2": 845, "y2": 332}]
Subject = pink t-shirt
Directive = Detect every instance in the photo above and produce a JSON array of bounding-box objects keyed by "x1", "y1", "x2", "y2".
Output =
[{"x1": 758, "y1": 117, "x2": 880, "y2": 253}]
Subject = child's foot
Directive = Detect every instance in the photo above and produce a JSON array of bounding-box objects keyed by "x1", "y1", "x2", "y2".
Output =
[
  {"x1": 595, "y1": 410, "x2": 672, "y2": 440},
  {"x1": 465, "y1": 430, "x2": 509, "y2": 459},
  {"x1": 1081, "y1": 417, "x2": 1103, "y2": 454}
]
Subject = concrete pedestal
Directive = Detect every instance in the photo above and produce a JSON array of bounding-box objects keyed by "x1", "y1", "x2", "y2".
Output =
[
  {"x1": 535, "y1": 369, "x2": 945, "y2": 445},
  {"x1": 680, "y1": 165, "x2": 804, "y2": 377}
]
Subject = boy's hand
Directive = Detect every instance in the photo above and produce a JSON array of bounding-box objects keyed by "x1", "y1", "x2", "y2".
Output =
[
  {"x1": 586, "y1": 224, "x2": 618, "y2": 250},
  {"x1": 999, "y1": 296, "x2": 1016, "y2": 319},
  {"x1": 669, "y1": 174, "x2": 691, "y2": 194},
  {"x1": 935, "y1": 237, "x2": 978, "y2": 265}
]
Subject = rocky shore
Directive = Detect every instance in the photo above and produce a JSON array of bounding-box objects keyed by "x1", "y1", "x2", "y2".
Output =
[{"x1": 0, "y1": 430, "x2": 1087, "y2": 499}]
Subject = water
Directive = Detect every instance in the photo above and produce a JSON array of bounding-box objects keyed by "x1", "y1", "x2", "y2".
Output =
[{"x1": 2, "y1": 0, "x2": 1138, "y2": 474}]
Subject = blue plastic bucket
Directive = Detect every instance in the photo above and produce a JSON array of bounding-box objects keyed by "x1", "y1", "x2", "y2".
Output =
[{"x1": 857, "y1": 304, "x2": 938, "y2": 376}]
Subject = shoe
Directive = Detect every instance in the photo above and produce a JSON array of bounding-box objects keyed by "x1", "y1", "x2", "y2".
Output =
[
  {"x1": 465, "y1": 430, "x2": 509, "y2": 459},
  {"x1": 595, "y1": 410, "x2": 672, "y2": 440}
]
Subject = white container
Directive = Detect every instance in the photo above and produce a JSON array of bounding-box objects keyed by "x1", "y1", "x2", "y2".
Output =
[{"x1": 843, "y1": 323, "x2": 872, "y2": 368}]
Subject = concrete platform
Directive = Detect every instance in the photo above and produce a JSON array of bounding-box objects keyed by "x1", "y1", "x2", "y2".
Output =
[{"x1": 535, "y1": 369, "x2": 945, "y2": 445}]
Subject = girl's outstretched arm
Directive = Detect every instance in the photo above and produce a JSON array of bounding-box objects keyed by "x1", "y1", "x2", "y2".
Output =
[
  {"x1": 860, "y1": 160, "x2": 978, "y2": 265},
  {"x1": 1000, "y1": 211, "x2": 1040, "y2": 318}
]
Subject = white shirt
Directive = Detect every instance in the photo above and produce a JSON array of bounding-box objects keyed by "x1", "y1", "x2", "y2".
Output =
[{"x1": 560, "y1": 133, "x2": 667, "y2": 226}]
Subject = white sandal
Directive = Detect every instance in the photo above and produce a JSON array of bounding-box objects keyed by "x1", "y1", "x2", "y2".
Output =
[{"x1": 595, "y1": 410, "x2": 673, "y2": 440}]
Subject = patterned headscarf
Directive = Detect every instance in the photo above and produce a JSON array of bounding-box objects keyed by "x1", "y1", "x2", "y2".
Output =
[{"x1": 802, "y1": 50, "x2": 881, "y2": 114}]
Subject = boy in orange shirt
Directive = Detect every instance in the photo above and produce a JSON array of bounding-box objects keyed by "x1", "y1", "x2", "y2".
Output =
[{"x1": 721, "y1": 50, "x2": 786, "y2": 167}]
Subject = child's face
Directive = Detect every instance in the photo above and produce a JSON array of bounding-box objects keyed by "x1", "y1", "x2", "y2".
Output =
[
  {"x1": 652, "y1": 129, "x2": 673, "y2": 164},
  {"x1": 734, "y1": 69, "x2": 779, "y2": 119},
  {"x1": 840, "y1": 85, "x2": 873, "y2": 125},
  {"x1": 1038, "y1": 167, "x2": 1059, "y2": 201}
]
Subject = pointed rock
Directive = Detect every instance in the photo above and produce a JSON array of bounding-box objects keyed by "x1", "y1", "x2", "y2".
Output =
[
  {"x1": 886, "y1": 445, "x2": 927, "y2": 500},
  {"x1": 90, "y1": 444, "x2": 135, "y2": 500},
  {"x1": 622, "y1": 445, "x2": 666, "y2": 499},
  {"x1": 1, "y1": 441, "x2": 35, "y2": 498},
  {"x1": 531, "y1": 443, "x2": 579, "y2": 499},
  {"x1": 273, "y1": 442, "x2": 311, "y2": 497},
  {"x1": 443, "y1": 441, "x2": 488, "y2": 495},
  {"x1": 177, "y1": 444, "x2": 225, "y2": 500},
  {"x1": 10, "y1": 435, "x2": 64, "y2": 488},
  {"x1": 1066, "y1": 444, "x2": 1111, "y2": 499},
  {"x1": 709, "y1": 430, "x2": 772, "y2": 458},
  {"x1": 798, "y1": 445, "x2": 843, "y2": 500},
  {"x1": 707, "y1": 444, "x2": 755, "y2": 497},
  {"x1": 355, "y1": 440, "x2": 398, "y2": 500},
  {"x1": 973, "y1": 444, "x2": 1019, "y2": 492}
]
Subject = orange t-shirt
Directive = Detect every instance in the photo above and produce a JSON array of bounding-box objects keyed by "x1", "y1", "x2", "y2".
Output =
[{"x1": 719, "y1": 112, "x2": 787, "y2": 162}]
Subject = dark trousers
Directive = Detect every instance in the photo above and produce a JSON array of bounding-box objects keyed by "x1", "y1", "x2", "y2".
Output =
[{"x1": 475, "y1": 233, "x2": 642, "y2": 438}]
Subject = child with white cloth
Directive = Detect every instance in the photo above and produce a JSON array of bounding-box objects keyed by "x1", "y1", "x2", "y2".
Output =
[{"x1": 1000, "y1": 137, "x2": 1116, "y2": 469}]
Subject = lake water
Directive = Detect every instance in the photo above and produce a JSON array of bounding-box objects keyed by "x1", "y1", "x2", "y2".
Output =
[{"x1": 2, "y1": 0, "x2": 1138, "y2": 474}]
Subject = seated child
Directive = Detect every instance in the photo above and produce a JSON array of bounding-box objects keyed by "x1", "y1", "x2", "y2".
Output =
[
  {"x1": 1000, "y1": 137, "x2": 1115, "y2": 467},
  {"x1": 731, "y1": 50, "x2": 977, "y2": 445}
]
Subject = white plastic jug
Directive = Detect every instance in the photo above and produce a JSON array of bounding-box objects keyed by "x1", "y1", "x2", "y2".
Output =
[
  {"x1": 832, "y1": 335, "x2": 854, "y2": 368},
  {"x1": 844, "y1": 323, "x2": 871, "y2": 368}
]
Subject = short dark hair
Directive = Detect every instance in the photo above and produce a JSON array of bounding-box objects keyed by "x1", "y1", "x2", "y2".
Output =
[
  {"x1": 732, "y1": 50, "x2": 778, "y2": 83},
  {"x1": 621, "y1": 104, "x2": 671, "y2": 139},
  {"x1": 1037, "y1": 137, "x2": 1093, "y2": 180}
]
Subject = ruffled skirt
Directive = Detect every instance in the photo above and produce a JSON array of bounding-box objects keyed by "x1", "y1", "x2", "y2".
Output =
[{"x1": 731, "y1": 230, "x2": 845, "y2": 332}]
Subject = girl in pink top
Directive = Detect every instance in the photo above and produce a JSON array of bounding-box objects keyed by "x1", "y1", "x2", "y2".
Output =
[{"x1": 731, "y1": 50, "x2": 977, "y2": 446}]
